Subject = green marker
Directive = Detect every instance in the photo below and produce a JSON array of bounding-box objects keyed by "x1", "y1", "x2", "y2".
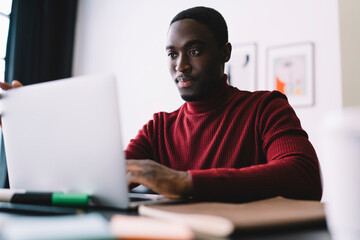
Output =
[
  {"x1": 51, "y1": 192, "x2": 89, "y2": 206},
  {"x1": 0, "y1": 189, "x2": 89, "y2": 207}
]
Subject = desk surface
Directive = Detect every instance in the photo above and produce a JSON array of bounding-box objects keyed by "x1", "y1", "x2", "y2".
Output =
[
  {"x1": 0, "y1": 203, "x2": 331, "y2": 240},
  {"x1": 229, "y1": 227, "x2": 330, "y2": 240},
  {"x1": 93, "y1": 207, "x2": 331, "y2": 240}
]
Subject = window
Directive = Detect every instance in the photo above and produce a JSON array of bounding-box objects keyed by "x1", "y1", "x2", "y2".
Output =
[{"x1": 0, "y1": 0, "x2": 12, "y2": 83}]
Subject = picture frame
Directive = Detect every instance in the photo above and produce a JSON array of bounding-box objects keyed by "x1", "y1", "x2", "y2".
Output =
[
  {"x1": 267, "y1": 42, "x2": 314, "y2": 107},
  {"x1": 226, "y1": 43, "x2": 257, "y2": 91}
]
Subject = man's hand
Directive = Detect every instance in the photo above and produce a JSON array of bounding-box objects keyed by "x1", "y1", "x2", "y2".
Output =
[
  {"x1": 127, "y1": 159, "x2": 193, "y2": 199},
  {"x1": 0, "y1": 80, "x2": 23, "y2": 90},
  {"x1": 0, "y1": 80, "x2": 23, "y2": 126}
]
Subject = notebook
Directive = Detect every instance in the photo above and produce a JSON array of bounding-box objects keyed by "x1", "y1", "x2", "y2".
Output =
[
  {"x1": 0, "y1": 74, "x2": 173, "y2": 209},
  {"x1": 137, "y1": 196, "x2": 326, "y2": 237}
]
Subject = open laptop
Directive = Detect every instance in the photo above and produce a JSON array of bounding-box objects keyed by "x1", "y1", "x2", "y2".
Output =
[{"x1": 0, "y1": 74, "x2": 175, "y2": 209}]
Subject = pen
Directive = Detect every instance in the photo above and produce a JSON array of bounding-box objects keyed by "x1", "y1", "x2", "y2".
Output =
[{"x1": 0, "y1": 189, "x2": 89, "y2": 207}]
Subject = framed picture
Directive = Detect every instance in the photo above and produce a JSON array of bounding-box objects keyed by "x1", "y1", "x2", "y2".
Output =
[
  {"x1": 226, "y1": 43, "x2": 257, "y2": 91},
  {"x1": 267, "y1": 43, "x2": 314, "y2": 107}
]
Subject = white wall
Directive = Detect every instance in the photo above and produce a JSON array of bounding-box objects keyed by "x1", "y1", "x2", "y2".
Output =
[
  {"x1": 73, "y1": 0, "x2": 343, "y2": 200},
  {"x1": 338, "y1": 0, "x2": 360, "y2": 107}
]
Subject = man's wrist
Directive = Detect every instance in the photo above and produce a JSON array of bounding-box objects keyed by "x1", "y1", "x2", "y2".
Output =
[{"x1": 181, "y1": 171, "x2": 193, "y2": 197}]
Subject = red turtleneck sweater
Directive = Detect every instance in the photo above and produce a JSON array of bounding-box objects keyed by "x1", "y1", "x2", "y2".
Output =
[{"x1": 125, "y1": 80, "x2": 322, "y2": 202}]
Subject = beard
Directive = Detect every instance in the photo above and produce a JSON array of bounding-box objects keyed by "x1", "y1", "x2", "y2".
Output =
[
  {"x1": 180, "y1": 94, "x2": 203, "y2": 102},
  {"x1": 179, "y1": 79, "x2": 221, "y2": 102}
]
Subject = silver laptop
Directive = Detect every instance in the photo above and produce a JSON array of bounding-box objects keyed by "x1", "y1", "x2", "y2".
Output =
[{"x1": 0, "y1": 74, "x2": 172, "y2": 209}]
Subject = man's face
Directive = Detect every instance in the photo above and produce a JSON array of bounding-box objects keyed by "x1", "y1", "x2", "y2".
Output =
[{"x1": 166, "y1": 19, "x2": 225, "y2": 102}]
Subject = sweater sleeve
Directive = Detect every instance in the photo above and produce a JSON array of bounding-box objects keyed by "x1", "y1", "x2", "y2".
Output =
[
  {"x1": 125, "y1": 119, "x2": 155, "y2": 160},
  {"x1": 189, "y1": 92, "x2": 322, "y2": 202}
]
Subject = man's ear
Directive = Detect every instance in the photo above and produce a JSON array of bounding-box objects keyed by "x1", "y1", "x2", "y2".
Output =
[{"x1": 223, "y1": 42, "x2": 232, "y2": 62}]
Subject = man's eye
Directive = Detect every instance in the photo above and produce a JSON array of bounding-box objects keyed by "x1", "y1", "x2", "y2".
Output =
[
  {"x1": 168, "y1": 52, "x2": 177, "y2": 58},
  {"x1": 189, "y1": 49, "x2": 200, "y2": 56}
]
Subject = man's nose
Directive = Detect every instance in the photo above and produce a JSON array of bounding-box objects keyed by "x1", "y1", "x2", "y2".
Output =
[{"x1": 175, "y1": 54, "x2": 191, "y2": 72}]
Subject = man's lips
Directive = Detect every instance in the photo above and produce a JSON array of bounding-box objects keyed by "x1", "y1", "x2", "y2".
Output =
[{"x1": 176, "y1": 76, "x2": 195, "y2": 88}]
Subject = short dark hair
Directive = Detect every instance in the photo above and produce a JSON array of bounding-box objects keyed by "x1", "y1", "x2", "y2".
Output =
[{"x1": 170, "y1": 6, "x2": 228, "y2": 47}]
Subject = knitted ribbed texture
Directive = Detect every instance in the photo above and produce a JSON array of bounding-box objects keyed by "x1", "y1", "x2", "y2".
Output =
[{"x1": 125, "y1": 80, "x2": 322, "y2": 202}]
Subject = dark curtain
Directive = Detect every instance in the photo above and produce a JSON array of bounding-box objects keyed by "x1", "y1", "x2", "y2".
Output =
[
  {"x1": 5, "y1": 0, "x2": 78, "y2": 85},
  {"x1": 0, "y1": 0, "x2": 78, "y2": 187}
]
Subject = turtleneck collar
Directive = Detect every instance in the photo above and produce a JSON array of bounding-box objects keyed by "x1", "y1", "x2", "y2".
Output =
[{"x1": 184, "y1": 75, "x2": 235, "y2": 115}]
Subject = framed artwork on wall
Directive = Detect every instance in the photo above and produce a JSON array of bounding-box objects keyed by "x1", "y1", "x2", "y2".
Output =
[
  {"x1": 226, "y1": 43, "x2": 257, "y2": 91},
  {"x1": 267, "y1": 42, "x2": 314, "y2": 107}
]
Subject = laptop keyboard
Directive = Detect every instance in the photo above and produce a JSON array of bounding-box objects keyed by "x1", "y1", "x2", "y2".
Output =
[{"x1": 130, "y1": 196, "x2": 153, "y2": 202}]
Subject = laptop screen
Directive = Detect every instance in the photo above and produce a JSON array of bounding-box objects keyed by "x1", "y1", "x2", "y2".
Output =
[{"x1": 1, "y1": 74, "x2": 129, "y2": 208}]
